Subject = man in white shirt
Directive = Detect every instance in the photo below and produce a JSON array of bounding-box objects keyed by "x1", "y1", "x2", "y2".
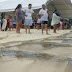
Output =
[
  {"x1": 39, "y1": 4, "x2": 48, "y2": 34},
  {"x1": 24, "y1": 4, "x2": 34, "y2": 34}
]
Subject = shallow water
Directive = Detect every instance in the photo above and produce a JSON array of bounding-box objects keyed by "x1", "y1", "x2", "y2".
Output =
[{"x1": 0, "y1": 31, "x2": 72, "y2": 72}]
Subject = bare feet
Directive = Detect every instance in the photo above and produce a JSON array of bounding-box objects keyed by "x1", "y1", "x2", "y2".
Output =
[
  {"x1": 47, "y1": 33, "x2": 51, "y2": 35},
  {"x1": 29, "y1": 32, "x2": 31, "y2": 34},
  {"x1": 16, "y1": 31, "x2": 20, "y2": 34},
  {"x1": 54, "y1": 32, "x2": 57, "y2": 33},
  {"x1": 42, "y1": 33, "x2": 44, "y2": 35},
  {"x1": 46, "y1": 32, "x2": 48, "y2": 35},
  {"x1": 25, "y1": 32, "x2": 27, "y2": 34}
]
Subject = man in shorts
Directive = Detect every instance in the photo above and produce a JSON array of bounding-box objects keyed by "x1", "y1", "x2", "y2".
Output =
[
  {"x1": 39, "y1": 4, "x2": 48, "y2": 34},
  {"x1": 24, "y1": 4, "x2": 34, "y2": 34}
]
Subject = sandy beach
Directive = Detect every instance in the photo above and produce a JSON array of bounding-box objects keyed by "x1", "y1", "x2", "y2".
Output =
[
  {"x1": 0, "y1": 29, "x2": 70, "y2": 44},
  {"x1": 0, "y1": 29, "x2": 72, "y2": 72}
]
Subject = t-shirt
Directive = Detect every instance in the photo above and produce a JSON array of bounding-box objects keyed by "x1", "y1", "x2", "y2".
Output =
[
  {"x1": 60, "y1": 21, "x2": 62, "y2": 25},
  {"x1": 1, "y1": 16, "x2": 3, "y2": 20},
  {"x1": 7, "y1": 18, "x2": 9, "y2": 23},
  {"x1": 9, "y1": 19, "x2": 13, "y2": 25},
  {"x1": 24, "y1": 8, "x2": 34, "y2": 19},
  {"x1": 63, "y1": 22, "x2": 65, "y2": 26},
  {"x1": 13, "y1": 19, "x2": 16, "y2": 24},
  {"x1": 1, "y1": 16, "x2": 3, "y2": 22},
  {"x1": 34, "y1": 20, "x2": 37, "y2": 24},
  {"x1": 39, "y1": 9, "x2": 48, "y2": 21},
  {"x1": 37, "y1": 18, "x2": 41, "y2": 23}
]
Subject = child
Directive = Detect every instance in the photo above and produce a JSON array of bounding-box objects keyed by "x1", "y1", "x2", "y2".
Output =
[
  {"x1": 37, "y1": 15, "x2": 41, "y2": 30},
  {"x1": 34, "y1": 18, "x2": 37, "y2": 29},
  {"x1": 9, "y1": 16, "x2": 13, "y2": 31},
  {"x1": 62, "y1": 20, "x2": 65, "y2": 30},
  {"x1": 1, "y1": 13, "x2": 4, "y2": 31},
  {"x1": 13, "y1": 16, "x2": 16, "y2": 28},
  {"x1": 7, "y1": 15, "x2": 10, "y2": 30}
]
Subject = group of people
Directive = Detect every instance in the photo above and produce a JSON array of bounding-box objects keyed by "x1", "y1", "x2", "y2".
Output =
[
  {"x1": 0, "y1": 3, "x2": 67, "y2": 34},
  {"x1": 15, "y1": 4, "x2": 49, "y2": 34},
  {"x1": 0, "y1": 13, "x2": 17, "y2": 31},
  {"x1": 7, "y1": 15, "x2": 17, "y2": 31},
  {"x1": 15, "y1": 3, "x2": 60, "y2": 34}
]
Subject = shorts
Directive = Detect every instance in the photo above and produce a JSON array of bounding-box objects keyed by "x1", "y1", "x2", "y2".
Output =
[
  {"x1": 42, "y1": 21, "x2": 48, "y2": 24},
  {"x1": 24, "y1": 19, "x2": 32, "y2": 26},
  {"x1": 13, "y1": 24, "x2": 16, "y2": 26},
  {"x1": 1, "y1": 23, "x2": 3, "y2": 28},
  {"x1": 37, "y1": 23, "x2": 41, "y2": 25},
  {"x1": 34, "y1": 23, "x2": 37, "y2": 25}
]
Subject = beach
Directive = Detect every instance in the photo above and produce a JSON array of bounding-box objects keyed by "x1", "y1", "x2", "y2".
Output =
[
  {"x1": 0, "y1": 29, "x2": 72, "y2": 72},
  {"x1": 0, "y1": 29, "x2": 70, "y2": 44}
]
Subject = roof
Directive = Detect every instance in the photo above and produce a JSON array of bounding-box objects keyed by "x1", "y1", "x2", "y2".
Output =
[
  {"x1": 0, "y1": 0, "x2": 72, "y2": 19},
  {"x1": 47, "y1": 0, "x2": 72, "y2": 18},
  {"x1": 0, "y1": 0, "x2": 48, "y2": 12}
]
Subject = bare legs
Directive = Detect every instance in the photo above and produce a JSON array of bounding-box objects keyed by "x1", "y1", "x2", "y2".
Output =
[
  {"x1": 34, "y1": 24, "x2": 37, "y2": 29},
  {"x1": 16, "y1": 22, "x2": 21, "y2": 33},
  {"x1": 28, "y1": 26, "x2": 31, "y2": 33},
  {"x1": 9, "y1": 26, "x2": 11, "y2": 31},
  {"x1": 37, "y1": 25, "x2": 40, "y2": 30},
  {"x1": 42, "y1": 24, "x2": 44, "y2": 34},
  {"x1": 25, "y1": 25, "x2": 31, "y2": 34},
  {"x1": 42, "y1": 24, "x2": 48, "y2": 34},
  {"x1": 25, "y1": 26, "x2": 27, "y2": 33},
  {"x1": 54, "y1": 24, "x2": 57, "y2": 33},
  {"x1": 45, "y1": 24, "x2": 48, "y2": 34},
  {"x1": 9, "y1": 25, "x2": 13, "y2": 31}
]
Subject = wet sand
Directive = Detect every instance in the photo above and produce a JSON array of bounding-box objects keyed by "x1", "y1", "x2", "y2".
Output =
[{"x1": 0, "y1": 29, "x2": 72, "y2": 72}]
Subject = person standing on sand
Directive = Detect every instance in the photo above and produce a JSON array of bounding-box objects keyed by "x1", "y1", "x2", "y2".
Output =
[
  {"x1": 13, "y1": 16, "x2": 17, "y2": 28},
  {"x1": 24, "y1": 4, "x2": 34, "y2": 34},
  {"x1": 34, "y1": 18, "x2": 37, "y2": 29},
  {"x1": 39, "y1": 4, "x2": 48, "y2": 34},
  {"x1": 1, "y1": 13, "x2": 4, "y2": 31},
  {"x1": 7, "y1": 15, "x2": 10, "y2": 30},
  {"x1": 9, "y1": 16, "x2": 13, "y2": 31},
  {"x1": 15, "y1": 4, "x2": 23, "y2": 33},
  {"x1": 37, "y1": 15, "x2": 41, "y2": 30},
  {"x1": 51, "y1": 10, "x2": 60, "y2": 33}
]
